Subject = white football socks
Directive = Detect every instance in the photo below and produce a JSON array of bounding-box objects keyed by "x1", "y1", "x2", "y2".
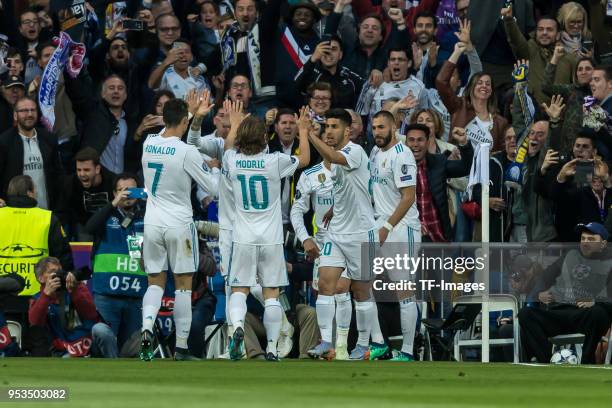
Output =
[
  {"x1": 229, "y1": 292, "x2": 248, "y2": 330},
  {"x1": 369, "y1": 301, "x2": 385, "y2": 345},
  {"x1": 399, "y1": 299, "x2": 419, "y2": 355},
  {"x1": 142, "y1": 284, "x2": 164, "y2": 333},
  {"x1": 174, "y1": 289, "x2": 192, "y2": 349},
  {"x1": 316, "y1": 295, "x2": 335, "y2": 343},
  {"x1": 355, "y1": 301, "x2": 373, "y2": 347},
  {"x1": 263, "y1": 298, "x2": 283, "y2": 355},
  {"x1": 334, "y1": 292, "x2": 352, "y2": 347}
]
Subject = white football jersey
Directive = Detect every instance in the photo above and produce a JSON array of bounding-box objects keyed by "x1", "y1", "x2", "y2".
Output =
[
  {"x1": 224, "y1": 149, "x2": 299, "y2": 245},
  {"x1": 371, "y1": 76, "x2": 428, "y2": 114},
  {"x1": 142, "y1": 134, "x2": 219, "y2": 227},
  {"x1": 329, "y1": 142, "x2": 375, "y2": 234},
  {"x1": 369, "y1": 142, "x2": 420, "y2": 230},
  {"x1": 290, "y1": 162, "x2": 334, "y2": 245},
  {"x1": 187, "y1": 129, "x2": 234, "y2": 229}
]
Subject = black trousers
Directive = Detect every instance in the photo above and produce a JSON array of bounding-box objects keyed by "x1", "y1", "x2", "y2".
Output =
[{"x1": 518, "y1": 304, "x2": 611, "y2": 364}]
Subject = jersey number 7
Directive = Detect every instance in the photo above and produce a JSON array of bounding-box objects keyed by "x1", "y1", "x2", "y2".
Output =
[{"x1": 148, "y1": 162, "x2": 164, "y2": 196}]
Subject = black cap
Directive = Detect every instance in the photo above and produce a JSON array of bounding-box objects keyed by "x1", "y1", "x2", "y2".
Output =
[
  {"x1": 288, "y1": 0, "x2": 322, "y2": 23},
  {"x1": 3, "y1": 75, "x2": 25, "y2": 89}
]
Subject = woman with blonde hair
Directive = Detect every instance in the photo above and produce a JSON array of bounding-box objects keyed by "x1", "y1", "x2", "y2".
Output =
[{"x1": 557, "y1": 2, "x2": 592, "y2": 58}]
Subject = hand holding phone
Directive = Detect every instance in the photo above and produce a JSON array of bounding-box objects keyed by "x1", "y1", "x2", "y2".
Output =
[{"x1": 122, "y1": 19, "x2": 144, "y2": 31}]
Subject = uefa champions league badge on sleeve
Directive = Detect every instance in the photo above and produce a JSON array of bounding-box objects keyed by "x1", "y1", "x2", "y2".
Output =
[{"x1": 127, "y1": 234, "x2": 144, "y2": 259}]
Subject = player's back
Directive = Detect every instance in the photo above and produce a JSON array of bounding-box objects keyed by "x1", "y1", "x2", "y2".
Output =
[
  {"x1": 142, "y1": 134, "x2": 197, "y2": 227},
  {"x1": 224, "y1": 149, "x2": 298, "y2": 245},
  {"x1": 329, "y1": 141, "x2": 375, "y2": 234}
]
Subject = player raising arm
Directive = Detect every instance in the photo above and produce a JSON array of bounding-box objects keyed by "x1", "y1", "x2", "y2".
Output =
[{"x1": 139, "y1": 99, "x2": 219, "y2": 361}]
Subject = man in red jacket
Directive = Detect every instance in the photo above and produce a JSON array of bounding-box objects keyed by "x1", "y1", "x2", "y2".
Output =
[{"x1": 29, "y1": 257, "x2": 115, "y2": 357}]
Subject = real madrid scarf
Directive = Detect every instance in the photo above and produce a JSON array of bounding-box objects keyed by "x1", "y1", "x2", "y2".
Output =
[
  {"x1": 39, "y1": 31, "x2": 85, "y2": 131},
  {"x1": 221, "y1": 22, "x2": 263, "y2": 96}
]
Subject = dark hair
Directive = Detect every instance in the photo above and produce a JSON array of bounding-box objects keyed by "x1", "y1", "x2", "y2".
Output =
[
  {"x1": 151, "y1": 90, "x2": 175, "y2": 114},
  {"x1": 387, "y1": 46, "x2": 413, "y2": 63},
  {"x1": 236, "y1": 116, "x2": 267, "y2": 155},
  {"x1": 162, "y1": 98, "x2": 189, "y2": 127},
  {"x1": 173, "y1": 38, "x2": 192, "y2": 48},
  {"x1": 7, "y1": 47, "x2": 21, "y2": 59},
  {"x1": 359, "y1": 13, "x2": 386, "y2": 39},
  {"x1": 307, "y1": 81, "x2": 333, "y2": 97},
  {"x1": 7, "y1": 175, "x2": 35, "y2": 197},
  {"x1": 35, "y1": 41, "x2": 54, "y2": 60},
  {"x1": 274, "y1": 108, "x2": 296, "y2": 124},
  {"x1": 536, "y1": 15, "x2": 560, "y2": 31},
  {"x1": 200, "y1": 0, "x2": 221, "y2": 15},
  {"x1": 19, "y1": 9, "x2": 38, "y2": 21},
  {"x1": 372, "y1": 110, "x2": 395, "y2": 124},
  {"x1": 404, "y1": 124, "x2": 430, "y2": 138},
  {"x1": 75, "y1": 147, "x2": 101, "y2": 166},
  {"x1": 326, "y1": 108, "x2": 352, "y2": 126},
  {"x1": 413, "y1": 11, "x2": 437, "y2": 29},
  {"x1": 594, "y1": 66, "x2": 612, "y2": 81},
  {"x1": 574, "y1": 131, "x2": 595, "y2": 145},
  {"x1": 321, "y1": 33, "x2": 343, "y2": 51},
  {"x1": 113, "y1": 172, "x2": 139, "y2": 190}
]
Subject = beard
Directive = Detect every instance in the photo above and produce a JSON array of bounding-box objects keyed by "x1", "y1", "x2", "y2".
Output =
[{"x1": 374, "y1": 130, "x2": 393, "y2": 148}]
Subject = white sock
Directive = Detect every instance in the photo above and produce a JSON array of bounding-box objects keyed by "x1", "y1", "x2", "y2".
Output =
[
  {"x1": 334, "y1": 292, "x2": 352, "y2": 347},
  {"x1": 399, "y1": 299, "x2": 419, "y2": 355},
  {"x1": 142, "y1": 285, "x2": 164, "y2": 333},
  {"x1": 250, "y1": 284, "x2": 264, "y2": 306},
  {"x1": 174, "y1": 289, "x2": 192, "y2": 350},
  {"x1": 263, "y1": 298, "x2": 283, "y2": 355},
  {"x1": 224, "y1": 282, "x2": 232, "y2": 326},
  {"x1": 355, "y1": 301, "x2": 373, "y2": 347},
  {"x1": 229, "y1": 292, "x2": 248, "y2": 330},
  {"x1": 316, "y1": 295, "x2": 335, "y2": 343},
  {"x1": 370, "y1": 301, "x2": 385, "y2": 344}
]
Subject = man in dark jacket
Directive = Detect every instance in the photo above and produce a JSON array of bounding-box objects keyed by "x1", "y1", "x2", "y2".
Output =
[
  {"x1": 0, "y1": 97, "x2": 61, "y2": 210},
  {"x1": 57, "y1": 148, "x2": 116, "y2": 241},
  {"x1": 294, "y1": 34, "x2": 365, "y2": 109},
  {"x1": 65, "y1": 70, "x2": 141, "y2": 174},
  {"x1": 405, "y1": 124, "x2": 473, "y2": 241}
]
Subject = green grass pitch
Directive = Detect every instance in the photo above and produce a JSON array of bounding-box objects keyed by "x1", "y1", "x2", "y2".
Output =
[{"x1": 1, "y1": 359, "x2": 611, "y2": 407}]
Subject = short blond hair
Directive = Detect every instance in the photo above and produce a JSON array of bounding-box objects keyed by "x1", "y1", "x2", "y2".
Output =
[{"x1": 557, "y1": 2, "x2": 590, "y2": 38}]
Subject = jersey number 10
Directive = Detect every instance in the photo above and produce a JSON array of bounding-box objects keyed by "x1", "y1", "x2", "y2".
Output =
[{"x1": 237, "y1": 174, "x2": 269, "y2": 210}]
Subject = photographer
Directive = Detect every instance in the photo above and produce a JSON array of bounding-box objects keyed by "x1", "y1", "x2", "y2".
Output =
[
  {"x1": 82, "y1": 173, "x2": 147, "y2": 358},
  {"x1": 28, "y1": 257, "x2": 114, "y2": 358}
]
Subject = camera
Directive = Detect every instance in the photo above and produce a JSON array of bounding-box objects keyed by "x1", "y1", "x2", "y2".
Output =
[{"x1": 52, "y1": 269, "x2": 69, "y2": 289}]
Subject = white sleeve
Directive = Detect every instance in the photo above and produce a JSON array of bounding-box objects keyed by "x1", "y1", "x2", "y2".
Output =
[
  {"x1": 184, "y1": 147, "x2": 219, "y2": 197},
  {"x1": 338, "y1": 145, "x2": 362, "y2": 171},
  {"x1": 394, "y1": 150, "x2": 417, "y2": 189},
  {"x1": 277, "y1": 153, "x2": 300, "y2": 178},
  {"x1": 188, "y1": 132, "x2": 223, "y2": 159},
  {"x1": 290, "y1": 173, "x2": 313, "y2": 244}
]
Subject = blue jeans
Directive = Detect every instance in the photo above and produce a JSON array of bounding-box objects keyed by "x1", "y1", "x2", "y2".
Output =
[
  {"x1": 94, "y1": 294, "x2": 142, "y2": 352},
  {"x1": 91, "y1": 322, "x2": 118, "y2": 358},
  {"x1": 187, "y1": 294, "x2": 217, "y2": 358}
]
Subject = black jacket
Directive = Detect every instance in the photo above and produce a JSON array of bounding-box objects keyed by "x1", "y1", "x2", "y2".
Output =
[
  {"x1": 474, "y1": 151, "x2": 514, "y2": 242},
  {"x1": 424, "y1": 143, "x2": 474, "y2": 241},
  {"x1": 56, "y1": 167, "x2": 117, "y2": 231},
  {"x1": 4, "y1": 195, "x2": 73, "y2": 272},
  {"x1": 65, "y1": 69, "x2": 141, "y2": 173},
  {"x1": 294, "y1": 60, "x2": 365, "y2": 109},
  {"x1": 0, "y1": 127, "x2": 61, "y2": 210}
]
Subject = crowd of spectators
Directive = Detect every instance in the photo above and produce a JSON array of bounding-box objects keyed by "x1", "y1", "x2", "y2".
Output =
[{"x1": 0, "y1": 0, "x2": 611, "y2": 362}]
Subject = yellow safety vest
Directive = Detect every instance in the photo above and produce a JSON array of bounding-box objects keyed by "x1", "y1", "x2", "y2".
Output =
[{"x1": 0, "y1": 206, "x2": 51, "y2": 296}]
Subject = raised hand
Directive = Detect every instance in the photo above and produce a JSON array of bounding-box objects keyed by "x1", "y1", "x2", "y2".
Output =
[
  {"x1": 453, "y1": 19, "x2": 472, "y2": 51},
  {"x1": 541, "y1": 95, "x2": 565, "y2": 121},
  {"x1": 512, "y1": 59, "x2": 530, "y2": 83},
  {"x1": 224, "y1": 99, "x2": 247, "y2": 129},
  {"x1": 501, "y1": 4, "x2": 513, "y2": 19},
  {"x1": 195, "y1": 89, "x2": 213, "y2": 118},
  {"x1": 428, "y1": 43, "x2": 439, "y2": 67},
  {"x1": 551, "y1": 43, "x2": 566, "y2": 65},
  {"x1": 451, "y1": 126, "x2": 467, "y2": 146},
  {"x1": 541, "y1": 149, "x2": 559, "y2": 174},
  {"x1": 387, "y1": 8, "x2": 404, "y2": 26},
  {"x1": 297, "y1": 105, "x2": 313, "y2": 133}
]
